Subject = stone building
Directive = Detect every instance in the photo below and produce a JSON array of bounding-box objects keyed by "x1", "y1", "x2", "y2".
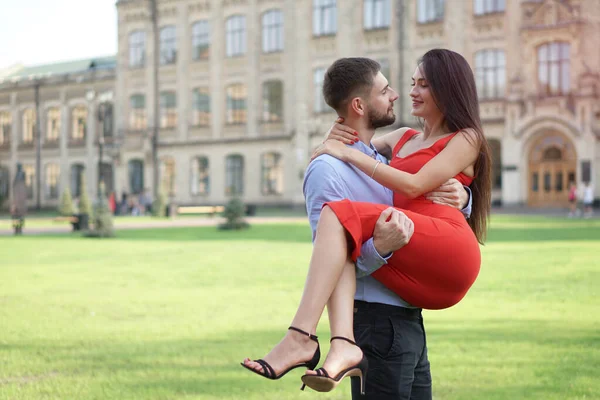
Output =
[{"x1": 1, "y1": 0, "x2": 598, "y2": 210}]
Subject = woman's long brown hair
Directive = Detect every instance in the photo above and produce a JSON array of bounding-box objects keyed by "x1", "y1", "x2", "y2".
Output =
[{"x1": 420, "y1": 49, "x2": 492, "y2": 244}]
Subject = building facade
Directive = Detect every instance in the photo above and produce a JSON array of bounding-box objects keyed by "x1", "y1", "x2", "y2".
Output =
[{"x1": 1, "y1": 0, "x2": 598, "y2": 210}]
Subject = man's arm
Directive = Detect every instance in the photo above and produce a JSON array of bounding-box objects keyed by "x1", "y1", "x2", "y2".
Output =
[
  {"x1": 304, "y1": 158, "x2": 413, "y2": 278},
  {"x1": 424, "y1": 178, "x2": 473, "y2": 218}
]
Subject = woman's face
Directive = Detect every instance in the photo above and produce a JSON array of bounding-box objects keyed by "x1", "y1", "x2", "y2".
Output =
[{"x1": 409, "y1": 65, "x2": 442, "y2": 120}]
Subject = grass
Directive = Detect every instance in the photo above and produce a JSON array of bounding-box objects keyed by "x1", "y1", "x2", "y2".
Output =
[{"x1": 0, "y1": 215, "x2": 599, "y2": 399}]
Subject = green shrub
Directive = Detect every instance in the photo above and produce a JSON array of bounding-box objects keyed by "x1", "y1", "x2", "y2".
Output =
[
  {"x1": 58, "y1": 187, "x2": 75, "y2": 216},
  {"x1": 218, "y1": 197, "x2": 249, "y2": 230}
]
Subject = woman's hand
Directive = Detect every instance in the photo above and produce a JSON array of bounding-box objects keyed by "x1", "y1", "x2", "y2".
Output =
[
  {"x1": 325, "y1": 117, "x2": 359, "y2": 145},
  {"x1": 311, "y1": 139, "x2": 351, "y2": 162}
]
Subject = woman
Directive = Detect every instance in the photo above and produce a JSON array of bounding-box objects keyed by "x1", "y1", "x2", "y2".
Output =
[
  {"x1": 11, "y1": 164, "x2": 27, "y2": 235},
  {"x1": 242, "y1": 49, "x2": 492, "y2": 393}
]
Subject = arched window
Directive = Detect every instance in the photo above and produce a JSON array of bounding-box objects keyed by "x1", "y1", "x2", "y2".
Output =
[
  {"x1": 0, "y1": 111, "x2": 11, "y2": 147},
  {"x1": 161, "y1": 157, "x2": 176, "y2": 196},
  {"x1": 71, "y1": 106, "x2": 87, "y2": 141},
  {"x1": 159, "y1": 91, "x2": 177, "y2": 128},
  {"x1": 538, "y1": 42, "x2": 570, "y2": 96},
  {"x1": 475, "y1": 49, "x2": 506, "y2": 99},
  {"x1": 24, "y1": 165, "x2": 35, "y2": 200},
  {"x1": 129, "y1": 31, "x2": 146, "y2": 68},
  {"x1": 160, "y1": 26, "x2": 177, "y2": 65},
  {"x1": 22, "y1": 109, "x2": 36, "y2": 144},
  {"x1": 190, "y1": 156, "x2": 209, "y2": 196},
  {"x1": 192, "y1": 88, "x2": 210, "y2": 126},
  {"x1": 46, "y1": 108, "x2": 61, "y2": 142},
  {"x1": 262, "y1": 10, "x2": 284, "y2": 53},
  {"x1": 262, "y1": 80, "x2": 283, "y2": 122},
  {"x1": 45, "y1": 163, "x2": 60, "y2": 199},
  {"x1": 192, "y1": 20, "x2": 210, "y2": 60},
  {"x1": 128, "y1": 159, "x2": 144, "y2": 195},
  {"x1": 226, "y1": 84, "x2": 247, "y2": 124},
  {"x1": 225, "y1": 154, "x2": 244, "y2": 195},
  {"x1": 70, "y1": 163, "x2": 85, "y2": 197},
  {"x1": 226, "y1": 15, "x2": 246, "y2": 57},
  {"x1": 313, "y1": 68, "x2": 327, "y2": 113},
  {"x1": 261, "y1": 152, "x2": 283, "y2": 195},
  {"x1": 130, "y1": 94, "x2": 147, "y2": 130},
  {"x1": 0, "y1": 165, "x2": 9, "y2": 200}
]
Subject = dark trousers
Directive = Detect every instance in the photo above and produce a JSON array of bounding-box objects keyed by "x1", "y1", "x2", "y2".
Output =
[{"x1": 351, "y1": 300, "x2": 432, "y2": 400}]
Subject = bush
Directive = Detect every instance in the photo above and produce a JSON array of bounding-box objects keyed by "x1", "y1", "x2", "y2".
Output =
[
  {"x1": 85, "y1": 182, "x2": 114, "y2": 238},
  {"x1": 218, "y1": 197, "x2": 250, "y2": 230},
  {"x1": 78, "y1": 177, "x2": 93, "y2": 217},
  {"x1": 152, "y1": 187, "x2": 168, "y2": 218},
  {"x1": 58, "y1": 188, "x2": 75, "y2": 216}
]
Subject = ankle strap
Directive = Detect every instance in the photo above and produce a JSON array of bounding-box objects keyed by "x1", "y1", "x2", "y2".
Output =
[
  {"x1": 330, "y1": 336, "x2": 358, "y2": 346},
  {"x1": 288, "y1": 326, "x2": 318, "y2": 342}
]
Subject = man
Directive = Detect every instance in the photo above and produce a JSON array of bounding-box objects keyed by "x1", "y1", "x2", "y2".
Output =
[{"x1": 303, "y1": 58, "x2": 471, "y2": 399}]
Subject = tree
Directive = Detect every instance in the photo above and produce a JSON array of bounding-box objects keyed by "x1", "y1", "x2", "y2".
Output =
[
  {"x1": 86, "y1": 182, "x2": 114, "y2": 238},
  {"x1": 58, "y1": 187, "x2": 75, "y2": 216}
]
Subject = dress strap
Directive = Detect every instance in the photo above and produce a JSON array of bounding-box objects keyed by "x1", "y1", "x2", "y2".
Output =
[
  {"x1": 430, "y1": 131, "x2": 460, "y2": 152},
  {"x1": 392, "y1": 129, "x2": 420, "y2": 157}
]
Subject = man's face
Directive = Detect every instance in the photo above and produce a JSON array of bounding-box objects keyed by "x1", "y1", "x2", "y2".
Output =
[{"x1": 365, "y1": 72, "x2": 399, "y2": 129}]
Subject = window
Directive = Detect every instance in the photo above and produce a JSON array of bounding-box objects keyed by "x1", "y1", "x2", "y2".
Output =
[
  {"x1": 314, "y1": 68, "x2": 328, "y2": 113},
  {"x1": 0, "y1": 166, "x2": 9, "y2": 199},
  {"x1": 22, "y1": 109, "x2": 36, "y2": 144},
  {"x1": 24, "y1": 165, "x2": 35, "y2": 200},
  {"x1": 261, "y1": 152, "x2": 283, "y2": 195},
  {"x1": 71, "y1": 106, "x2": 87, "y2": 141},
  {"x1": 191, "y1": 156, "x2": 209, "y2": 196},
  {"x1": 225, "y1": 154, "x2": 244, "y2": 196},
  {"x1": 313, "y1": 0, "x2": 337, "y2": 36},
  {"x1": 474, "y1": 0, "x2": 505, "y2": 15},
  {"x1": 226, "y1": 15, "x2": 246, "y2": 57},
  {"x1": 161, "y1": 157, "x2": 176, "y2": 196},
  {"x1": 475, "y1": 49, "x2": 506, "y2": 99},
  {"x1": 192, "y1": 20, "x2": 210, "y2": 60},
  {"x1": 364, "y1": 0, "x2": 391, "y2": 30},
  {"x1": 262, "y1": 81, "x2": 283, "y2": 122},
  {"x1": 160, "y1": 91, "x2": 177, "y2": 128},
  {"x1": 226, "y1": 84, "x2": 247, "y2": 124},
  {"x1": 70, "y1": 163, "x2": 85, "y2": 197},
  {"x1": 417, "y1": 0, "x2": 444, "y2": 23},
  {"x1": 262, "y1": 10, "x2": 284, "y2": 53},
  {"x1": 378, "y1": 58, "x2": 390, "y2": 80},
  {"x1": 538, "y1": 42, "x2": 570, "y2": 96},
  {"x1": 45, "y1": 164, "x2": 60, "y2": 199},
  {"x1": 129, "y1": 31, "x2": 146, "y2": 68},
  {"x1": 130, "y1": 94, "x2": 147, "y2": 130},
  {"x1": 0, "y1": 112, "x2": 11, "y2": 146},
  {"x1": 46, "y1": 108, "x2": 60, "y2": 142},
  {"x1": 192, "y1": 88, "x2": 211, "y2": 126},
  {"x1": 160, "y1": 26, "x2": 177, "y2": 65},
  {"x1": 489, "y1": 138, "x2": 502, "y2": 189},
  {"x1": 128, "y1": 159, "x2": 144, "y2": 194}
]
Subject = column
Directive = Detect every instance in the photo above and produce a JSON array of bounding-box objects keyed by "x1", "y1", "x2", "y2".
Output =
[
  {"x1": 59, "y1": 90, "x2": 69, "y2": 196},
  {"x1": 9, "y1": 93, "x2": 18, "y2": 203},
  {"x1": 177, "y1": 1, "x2": 190, "y2": 141},
  {"x1": 246, "y1": 0, "x2": 259, "y2": 138},
  {"x1": 210, "y1": 1, "x2": 224, "y2": 139},
  {"x1": 86, "y1": 98, "x2": 97, "y2": 199}
]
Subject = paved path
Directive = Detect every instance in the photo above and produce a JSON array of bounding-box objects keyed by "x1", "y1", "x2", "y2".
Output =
[{"x1": 0, "y1": 216, "x2": 308, "y2": 236}]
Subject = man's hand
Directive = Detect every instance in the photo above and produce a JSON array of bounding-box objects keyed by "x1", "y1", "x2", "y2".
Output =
[
  {"x1": 424, "y1": 178, "x2": 468, "y2": 209},
  {"x1": 372, "y1": 208, "x2": 414, "y2": 256}
]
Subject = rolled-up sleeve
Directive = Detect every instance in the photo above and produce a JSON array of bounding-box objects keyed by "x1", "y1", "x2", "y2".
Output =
[{"x1": 303, "y1": 158, "x2": 386, "y2": 277}]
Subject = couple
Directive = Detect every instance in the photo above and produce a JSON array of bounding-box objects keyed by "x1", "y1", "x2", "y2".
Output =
[{"x1": 242, "y1": 49, "x2": 492, "y2": 399}]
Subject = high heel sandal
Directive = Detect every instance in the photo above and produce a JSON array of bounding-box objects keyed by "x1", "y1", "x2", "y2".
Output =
[
  {"x1": 240, "y1": 326, "x2": 320, "y2": 382},
  {"x1": 300, "y1": 336, "x2": 368, "y2": 395}
]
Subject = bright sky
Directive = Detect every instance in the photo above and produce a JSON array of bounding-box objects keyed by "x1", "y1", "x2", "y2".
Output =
[{"x1": 0, "y1": 0, "x2": 118, "y2": 69}]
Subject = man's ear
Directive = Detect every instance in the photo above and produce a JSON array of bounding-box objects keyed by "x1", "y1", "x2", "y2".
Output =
[{"x1": 350, "y1": 97, "x2": 365, "y2": 116}]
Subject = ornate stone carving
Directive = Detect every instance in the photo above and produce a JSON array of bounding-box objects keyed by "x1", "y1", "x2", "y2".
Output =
[{"x1": 522, "y1": 0, "x2": 581, "y2": 30}]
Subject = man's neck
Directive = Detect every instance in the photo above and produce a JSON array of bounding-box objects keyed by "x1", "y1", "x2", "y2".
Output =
[{"x1": 340, "y1": 117, "x2": 375, "y2": 146}]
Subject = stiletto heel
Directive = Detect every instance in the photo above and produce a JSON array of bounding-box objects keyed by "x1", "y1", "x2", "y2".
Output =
[
  {"x1": 241, "y1": 326, "x2": 320, "y2": 382},
  {"x1": 300, "y1": 336, "x2": 368, "y2": 394}
]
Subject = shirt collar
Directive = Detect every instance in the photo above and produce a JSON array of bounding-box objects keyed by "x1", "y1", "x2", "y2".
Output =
[{"x1": 351, "y1": 140, "x2": 380, "y2": 159}]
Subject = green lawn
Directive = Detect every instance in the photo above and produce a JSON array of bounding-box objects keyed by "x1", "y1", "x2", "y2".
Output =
[{"x1": 0, "y1": 216, "x2": 599, "y2": 399}]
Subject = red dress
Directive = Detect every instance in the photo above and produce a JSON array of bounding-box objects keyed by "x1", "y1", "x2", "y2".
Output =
[{"x1": 325, "y1": 129, "x2": 481, "y2": 310}]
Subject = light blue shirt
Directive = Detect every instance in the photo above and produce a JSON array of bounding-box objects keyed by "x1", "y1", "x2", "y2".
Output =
[{"x1": 303, "y1": 141, "x2": 472, "y2": 308}]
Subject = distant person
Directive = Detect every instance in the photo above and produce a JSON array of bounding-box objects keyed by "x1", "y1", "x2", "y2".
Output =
[
  {"x1": 582, "y1": 181, "x2": 594, "y2": 218},
  {"x1": 11, "y1": 164, "x2": 27, "y2": 235},
  {"x1": 139, "y1": 188, "x2": 152, "y2": 215},
  {"x1": 108, "y1": 191, "x2": 117, "y2": 214},
  {"x1": 568, "y1": 181, "x2": 578, "y2": 217}
]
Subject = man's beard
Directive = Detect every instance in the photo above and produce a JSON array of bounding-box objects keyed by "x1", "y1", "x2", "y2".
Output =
[{"x1": 367, "y1": 105, "x2": 396, "y2": 129}]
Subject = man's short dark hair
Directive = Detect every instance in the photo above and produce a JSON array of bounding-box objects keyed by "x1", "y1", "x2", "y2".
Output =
[{"x1": 322, "y1": 58, "x2": 381, "y2": 113}]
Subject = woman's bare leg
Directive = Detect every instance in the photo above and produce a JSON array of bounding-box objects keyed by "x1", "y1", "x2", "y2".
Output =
[
  {"x1": 303, "y1": 257, "x2": 364, "y2": 376},
  {"x1": 243, "y1": 206, "x2": 356, "y2": 375}
]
